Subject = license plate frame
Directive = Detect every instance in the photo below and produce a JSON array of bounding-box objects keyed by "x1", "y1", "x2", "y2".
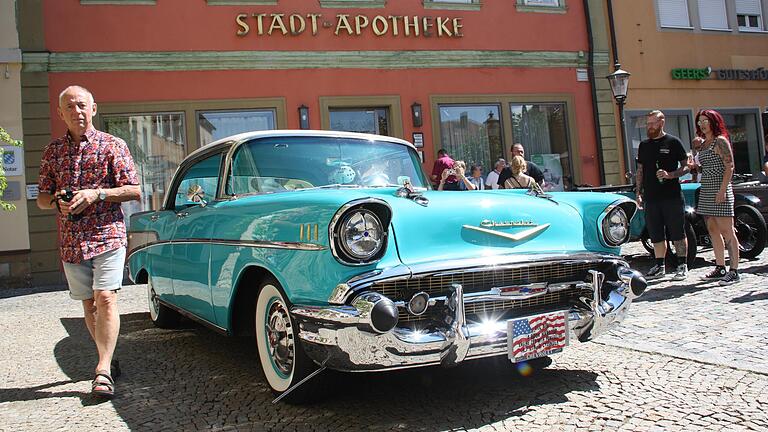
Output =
[{"x1": 507, "y1": 311, "x2": 569, "y2": 363}]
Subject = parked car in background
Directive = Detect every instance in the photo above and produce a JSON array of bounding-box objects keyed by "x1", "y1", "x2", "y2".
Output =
[
  {"x1": 127, "y1": 130, "x2": 646, "y2": 402},
  {"x1": 576, "y1": 181, "x2": 766, "y2": 264}
]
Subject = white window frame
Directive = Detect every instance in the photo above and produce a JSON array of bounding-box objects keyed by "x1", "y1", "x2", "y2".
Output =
[
  {"x1": 698, "y1": 0, "x2": 731, "y2": 30},
  {"x1": 736, "y1": 0, "x2": 764, "y2": 30},
  {"x1": 657, "y1": 0, "x2": 693, "y2": 28}
]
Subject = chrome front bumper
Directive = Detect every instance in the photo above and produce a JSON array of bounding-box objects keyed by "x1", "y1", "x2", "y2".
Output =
[{"x1": 292, "y1": 265, "x2": 645, "y2": 372}]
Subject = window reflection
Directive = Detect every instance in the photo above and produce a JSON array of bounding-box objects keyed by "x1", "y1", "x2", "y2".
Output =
[
  {"x1": 329, "y1": 108, "x2": 390, "y2": 135},
  {"x1": 438, "y1": 104, "x2": 502, "y2": 176},
  {"x1": 102, "y1": 113, "x2": 186, "y2": 213},
  {"x1": 198, "y1": 110, "x2": 276, "y2": 147},
  {"x1": 510, "y1": 103, "x2": 571, "y2": 191}
]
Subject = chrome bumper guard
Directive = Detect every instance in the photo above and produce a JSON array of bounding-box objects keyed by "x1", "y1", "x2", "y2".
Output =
[{"x1": 292, "y1": 266, "x2": 646, "y2": 372}]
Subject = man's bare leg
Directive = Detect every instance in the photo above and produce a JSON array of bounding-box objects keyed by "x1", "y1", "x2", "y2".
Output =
[
  {"x1": 92, "y1": 290, "x2": 120, "y2": 374},
  {"x1": 82, "y1": 299, "x2": 97, "y2": 341},
  {"x1": 653, "y1": 241, "x2": 667, "y2": 259}
]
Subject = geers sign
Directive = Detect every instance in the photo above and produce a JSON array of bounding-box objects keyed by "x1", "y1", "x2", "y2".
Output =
[{"x1": 235, "y1": 13, "x2": 464, "y2": 38}]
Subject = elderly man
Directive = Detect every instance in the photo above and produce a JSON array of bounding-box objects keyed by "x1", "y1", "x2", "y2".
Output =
[
  {"x1": 37, "y1": 85, "x2": 141, "y2": 399},
  {"x1": 497, "y1": 143, "x2": 544, "y2": 188},
  {"x1": 485, "y1": 158, "x2": 505, "y2": 190}
]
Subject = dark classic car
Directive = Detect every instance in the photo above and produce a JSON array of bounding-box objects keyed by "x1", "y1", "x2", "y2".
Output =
[{"x1": 127, "y1": 130, "x2": 646, "y2": 402}]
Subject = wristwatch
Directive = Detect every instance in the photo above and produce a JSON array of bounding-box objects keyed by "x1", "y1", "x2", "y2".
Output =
[{"x1": 98, "y1": 188, "x2": 106, "y2": 201}]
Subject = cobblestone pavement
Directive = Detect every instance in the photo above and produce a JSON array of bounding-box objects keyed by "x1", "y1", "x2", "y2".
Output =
[{"x1": 0, "y1": 243, "x2": 766, "y2": 431}]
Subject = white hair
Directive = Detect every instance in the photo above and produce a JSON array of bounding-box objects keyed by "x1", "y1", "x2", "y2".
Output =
[{"x1": 58, "y1": 85, "x2": 94, "y2": 106}]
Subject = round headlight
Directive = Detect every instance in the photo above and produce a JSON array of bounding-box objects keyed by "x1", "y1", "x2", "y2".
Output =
[
  {"x1": 602, "y1": 207, "x2": 629, "y2": 246},
  {"x1": 339, "y1": 209, "x2": 384, "y2": 260}
]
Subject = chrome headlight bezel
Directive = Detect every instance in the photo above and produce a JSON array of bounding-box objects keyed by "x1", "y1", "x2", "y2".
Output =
[
  {"x1": 329, "y1": 199, "x2": 391, "y2": 266},
  {"x1": 600, "y1": 205, "x2": 630, "y2": 247}
]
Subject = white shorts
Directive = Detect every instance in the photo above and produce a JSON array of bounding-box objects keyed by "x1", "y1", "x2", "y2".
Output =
[{"x1": 62, "y1": 247, "x2": 126, "y2": 301}]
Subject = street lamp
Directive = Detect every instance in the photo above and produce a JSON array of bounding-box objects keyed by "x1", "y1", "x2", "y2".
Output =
[{"x1": 606, "y1": 67, "x2": 632, "y2": 182}]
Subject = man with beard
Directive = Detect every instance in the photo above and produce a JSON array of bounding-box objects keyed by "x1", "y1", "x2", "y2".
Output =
[{"x1": 636, "y1": 110, "x2": 690, "y2": 281}]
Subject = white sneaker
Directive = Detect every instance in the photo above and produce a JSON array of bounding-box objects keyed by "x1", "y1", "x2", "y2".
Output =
[{"x1": 672, "y1": 264, "x2": 688, "y2": 281}]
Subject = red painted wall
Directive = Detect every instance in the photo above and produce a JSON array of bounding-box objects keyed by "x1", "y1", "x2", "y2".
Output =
[
  {"x1": 43, "y1": 0, "x2": 588, "y2": 52},
  {"x1": 42, "y1": 0, "x2": 599, "y2": 185}
]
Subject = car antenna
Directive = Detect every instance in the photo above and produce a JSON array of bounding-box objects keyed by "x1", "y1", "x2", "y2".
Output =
[{"x1": 271, "y1": 355, "x2": 330, "y2": 404}]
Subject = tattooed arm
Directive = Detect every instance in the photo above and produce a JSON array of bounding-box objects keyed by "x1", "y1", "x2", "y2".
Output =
[
  {"x1": 714, "y1": 136, "x2": 734, "y2": 203},
  {"x1": 666, "y1": 158, "x2": 691, "y2": 179},
  {"x1": 635, "y1": 162, "x2": 644, "y2": 207}
]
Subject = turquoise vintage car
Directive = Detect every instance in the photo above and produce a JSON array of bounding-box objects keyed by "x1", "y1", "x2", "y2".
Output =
[{"x1": 127, "y1": 130, "x2": 646, "y2": 402}]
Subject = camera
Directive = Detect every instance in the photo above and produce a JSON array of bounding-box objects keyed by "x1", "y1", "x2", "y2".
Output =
[
  {"x1": 58, "y1": 188, "x2": 79, "y2": 221},
  {"x1": 446, "y1": 169, "x2": 456, "y2": 176}
]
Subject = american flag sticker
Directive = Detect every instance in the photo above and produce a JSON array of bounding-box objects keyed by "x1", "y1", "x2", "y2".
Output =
[{"x1": 507, "y1": 311, "x2": 568, "y2": 362}]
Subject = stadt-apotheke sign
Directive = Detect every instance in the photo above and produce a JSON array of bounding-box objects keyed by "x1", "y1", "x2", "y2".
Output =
[
  {"x1": 672, "y1": 66, "x2": 768, "y2": 80},
  {"x1": 235, "y1": 12, "x2": 464, "y2": 38}
]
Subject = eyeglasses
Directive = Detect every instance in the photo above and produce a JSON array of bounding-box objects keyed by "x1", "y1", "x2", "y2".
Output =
[{"x1": 697, "y1": 119, "x2": 710, "y2": 125}]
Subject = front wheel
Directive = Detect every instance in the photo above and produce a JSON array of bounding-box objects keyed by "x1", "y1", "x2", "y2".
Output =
[
  {"x1": 735, "y1": 205, "x2": 767, "y2": 259},
  {"x1": 255, "y1": 279, "x2": 322, "y2": 403}
]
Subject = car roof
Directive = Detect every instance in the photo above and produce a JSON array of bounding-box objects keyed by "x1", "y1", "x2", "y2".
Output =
[{"x1": 187, "y1": 129, "x2": 416, "y2": 161}]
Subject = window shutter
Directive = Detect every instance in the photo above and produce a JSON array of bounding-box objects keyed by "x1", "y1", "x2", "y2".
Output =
[
  {"x1": 698, "y1": 0, "x2": 729, "y2": 29},
  {"x1": 735, "y1": 0, "x2": 762, "y2": 15},
  {"x1": 658, "y1": 0, "x2": 691, "y2": 27}
]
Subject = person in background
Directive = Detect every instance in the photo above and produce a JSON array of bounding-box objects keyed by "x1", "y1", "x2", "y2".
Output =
[
  {"x1": 485, "y1": 158, "x2": 505, "y2": 190},
  {"x1": 36, "y1": 85, "x2": 141, "y2": 399},
  {"x1": 498, "y1": 143, "x2": 544, "y2": 188},
  {"x1": 762, "y1": 134, "x2": 768, "y2": 182},
  {"x1": 694, "y1": 109, "x2": 739, "y2": 285},
  {"x1": 468, "y1": 165, "x2": 485, "y2": 190},
  {"x1": 503, "y1": 156, "x2": 534, "y2": 189},
  {"x1": 636, "y1": 110, "x2": 690, "y2": 281},
  {"x1": 431, "y1": 149, "x2": 457, "y2": 189},
  {"x1": 438, "y1": 160, "x2": 476, "y2": 190}
]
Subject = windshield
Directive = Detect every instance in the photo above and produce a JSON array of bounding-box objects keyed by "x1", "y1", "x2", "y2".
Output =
[{"x1": 228, "y1": 136, "x2": 428, "y2": 195}]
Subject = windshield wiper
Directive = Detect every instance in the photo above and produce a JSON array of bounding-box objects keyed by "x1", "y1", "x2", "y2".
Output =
[{"x1": 297, "y1": 184, "x2": 362, "y2": 191}]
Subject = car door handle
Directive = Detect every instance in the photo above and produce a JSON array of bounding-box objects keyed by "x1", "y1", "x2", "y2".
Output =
[
  {"x1": 150, "y1": 214, "x2": 160, "y2": 222},
  {"x1": 176, "y1": 212, "x2": 189, "y2": 219}
]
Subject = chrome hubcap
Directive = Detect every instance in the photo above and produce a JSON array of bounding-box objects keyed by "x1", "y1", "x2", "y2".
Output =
[{"x1": 266, "y1": 300, "x2": 294, "y2": 376}]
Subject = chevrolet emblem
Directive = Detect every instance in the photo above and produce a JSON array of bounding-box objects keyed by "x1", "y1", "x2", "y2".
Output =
[{"x1": 480, "y1": 219, "x2": 537, "y2": 227}]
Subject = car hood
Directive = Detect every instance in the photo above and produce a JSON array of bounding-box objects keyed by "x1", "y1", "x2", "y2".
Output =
[{"x1": 369, "y1": 188, "x2": 588, "y2": 266}]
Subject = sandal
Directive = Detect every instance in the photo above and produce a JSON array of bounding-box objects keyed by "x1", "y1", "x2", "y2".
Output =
[{"x1": 92, "y1": 371, "x2": 115, "y2": 399}]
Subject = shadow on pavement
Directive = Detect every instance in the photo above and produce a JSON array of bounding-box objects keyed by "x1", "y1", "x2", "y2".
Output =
[
  {"x1": 730, "y1": 290, "x2": 768, "y2": 304},
  {"x1": 31, "y1": 312, "x2": 600, "y2": 430}
]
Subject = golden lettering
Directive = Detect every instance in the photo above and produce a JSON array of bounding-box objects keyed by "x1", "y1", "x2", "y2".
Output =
[
  {"x1": 372, "y1": 15, "x2": 388, "y2": 36},
  {"x1": 236, "y1": 14, "x2": 250, "y2": 36},
  {"x1": 437, "y1": 17, "x2": 452, "y2": 37},
  {"x1": 289, "y1": 14, "x2": 306, "y2": 35},
  {"x1": 355, "y1": 15, "x2": 369, "y2": 35},
  {"x1": 389, "y1": 15, "x2": 401, "y2": 36},
  {"x1": 269, "y1": 14, "x2": 288, "y2": 35},
  {"x1": 422, "y1": 16, "x2": 434, "y2": 37},
  {"x1": 453, "y1": 18, "x2": 463, "y2": 37},
  {"x1": 252, "y1": 13, "x2": 266, "y2": 35},
  {"x1": 403, "y1": 16, "x2": 419, "y2": 37},
  {"x1": 335, "y1": 14, "x2": 354, "y2": 35},
  {"x1": 308, "y1": 14, "x2": 321, "y2": 35}
]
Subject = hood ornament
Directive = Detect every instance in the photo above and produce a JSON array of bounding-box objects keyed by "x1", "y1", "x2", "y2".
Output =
[
  {"x1": 462, "y1": 223, "x2": 551, "y2": 241},
  {"x1": 394, "y1": 180, "x2": 429, "y2": 207}
]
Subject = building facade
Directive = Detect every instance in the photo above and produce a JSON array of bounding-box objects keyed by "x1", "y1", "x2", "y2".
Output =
[
  {"x1": 611, "y1": 0, "x2": 768, "y2": 176},
  {"x1": 6, "y1": 0, "x2": 619, "y2": 287}
]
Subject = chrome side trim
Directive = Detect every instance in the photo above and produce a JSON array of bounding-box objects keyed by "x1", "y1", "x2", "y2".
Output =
[{"x1": 126, "y1": 237, "x2": 326, "y2": 261}]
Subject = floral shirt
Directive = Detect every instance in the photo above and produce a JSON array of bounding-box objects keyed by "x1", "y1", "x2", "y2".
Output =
[{"x1": 38, "y1": 128, "x2": 139, "y2": 263}]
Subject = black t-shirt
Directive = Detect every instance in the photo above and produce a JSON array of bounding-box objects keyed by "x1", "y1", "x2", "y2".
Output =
[
  {"x1": 637, "y1": 134, "x2": 687, "y2": 201},
  {"x1": 497, "y1": 160, "x2": 544, "y2": 188}
]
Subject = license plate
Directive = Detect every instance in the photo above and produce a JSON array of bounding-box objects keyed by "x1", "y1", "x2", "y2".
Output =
[{"x1": 507, "y1": 311, "x2": 569, "y2": 363}]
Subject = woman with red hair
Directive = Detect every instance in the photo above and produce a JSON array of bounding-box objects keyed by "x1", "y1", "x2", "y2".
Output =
[{"x1": 694, "y1": 109, "x2": 739, "y2": 285}]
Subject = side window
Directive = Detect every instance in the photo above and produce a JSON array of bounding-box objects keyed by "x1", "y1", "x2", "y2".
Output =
[{"x1": 172, "y1": 153, "x2": 223, "y2": 209}]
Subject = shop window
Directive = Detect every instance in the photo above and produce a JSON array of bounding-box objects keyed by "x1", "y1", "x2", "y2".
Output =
[
  {"x1": 718, "y1": 110, "x2": 762, "y2": 175},
  {"x1": 437, "y1": 104, "x2": 503, "y2": 177},
  {"x1": 329, "y1": 108, "x2": 391, "y2": 136},
  {"x1": 698, "y1": 0, "x2": 730, "y2": 30},
  {"x1": 626, "y1": 110, "x2": 694, "y2": 171},
  {"x1": 736, "y1": 0, "x2": 764, "y2": 30},
  {"x1": 657, "y1": 0, "x2": 692, "y2": 28},
  {"x1": 516, "y1": 0, "x2": 567, "y2": 13},
  {"x1": 197, "y1": 109, "x2": 276, "y2": 147},
  {"x1": 510, "y1": 103, "x2": 572, "y2": 191},
  {"x1": 424, "y1": 0, "x2": 481, "y2": 11},
  {"x1": 102, "y1": 112, "x2": 186, "y2": 215}
]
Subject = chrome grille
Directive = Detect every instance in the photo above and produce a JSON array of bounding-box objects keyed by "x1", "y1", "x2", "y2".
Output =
[
  {"x1": 373, "y1": 261, "x2": 600, "y2": 300},
  {"x1": 371, "y1": 261, "x2": 605, "y2": 326}
]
